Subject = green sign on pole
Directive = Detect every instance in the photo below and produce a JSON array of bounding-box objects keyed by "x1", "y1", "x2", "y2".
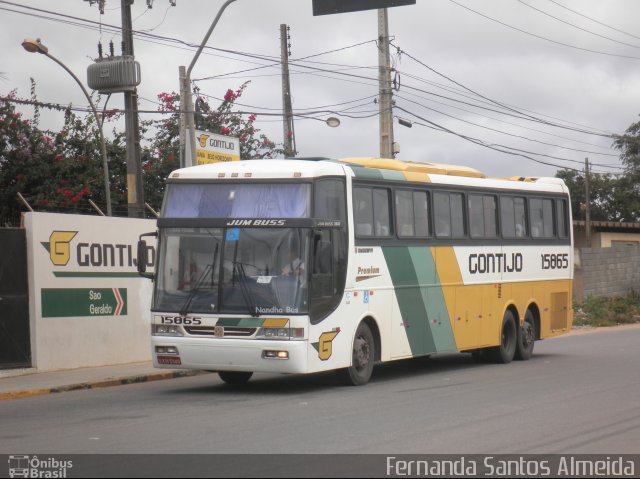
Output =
[{"x1": 41, "y1": 288, "x2": 127, "y2": 318}]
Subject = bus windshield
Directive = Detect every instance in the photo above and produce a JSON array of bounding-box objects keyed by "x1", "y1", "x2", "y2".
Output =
[{"x1": 154, "y1": 227, "x2": 310, "y2": 315}]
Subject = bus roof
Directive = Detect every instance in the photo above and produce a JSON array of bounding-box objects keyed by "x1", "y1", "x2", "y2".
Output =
[
  {"x1": 339, "y1": 157, "x2": 486, "y2": 178},
  {"x1": 168, "y1": 157, "x2": 566, "y2": 193}
]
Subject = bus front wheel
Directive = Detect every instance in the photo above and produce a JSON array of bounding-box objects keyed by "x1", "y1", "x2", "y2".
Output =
[
  {"x1": 489, "y1": 310, "x2": 517, "y2": 364},
  {"x1": 343, "y1": 322, "x2": 375, "y2": 386}
]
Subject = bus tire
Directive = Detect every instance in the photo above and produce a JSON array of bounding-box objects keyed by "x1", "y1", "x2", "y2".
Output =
[
  {"x1": 515, "y1": 310, "x2": 536, "y2": 360},
  {"x1": 343, "y1": 322, "x2": 375, "y2": 386},
  {"x1": 489, "y1": 310, "x2": 517, "y2": 364},
  {"x1": 218, "y1": 371, "x2": 253, "y2": 385}
]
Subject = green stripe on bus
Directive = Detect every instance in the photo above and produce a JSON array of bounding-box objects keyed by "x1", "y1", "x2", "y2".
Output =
[
  {"x1": 382, "y1": 247, "x2": 435, "y2": 355},
  {"x1": 408, "y1": 248, "x2": 457, "y2": 353},
  {"x1": 350, "y1": 166, "x2": 384, "y2": 180},
  {"x1": 379, "y1": 169, "x2": 406, "y2": 181}
]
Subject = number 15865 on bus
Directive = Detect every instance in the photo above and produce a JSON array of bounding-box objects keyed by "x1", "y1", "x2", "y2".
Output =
[{"x1": 541, "y1": 253, "x2": 569, "y2": 270}]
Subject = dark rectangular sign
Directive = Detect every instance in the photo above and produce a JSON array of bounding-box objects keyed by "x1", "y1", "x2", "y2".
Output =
[{"x1": 312, "y1": 0, "x2": 416, "y2": 16}]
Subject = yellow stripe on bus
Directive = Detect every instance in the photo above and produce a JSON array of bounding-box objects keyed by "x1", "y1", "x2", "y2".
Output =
[{"x1": 262, "y1": 318, "x2": 290, "y2": 328}]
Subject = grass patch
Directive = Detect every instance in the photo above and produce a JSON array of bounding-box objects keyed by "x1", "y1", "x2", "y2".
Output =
[{"x1": 574, "y1": 291, "x2": 640, "y2": 327}]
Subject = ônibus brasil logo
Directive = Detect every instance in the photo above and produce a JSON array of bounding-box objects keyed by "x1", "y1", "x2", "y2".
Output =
[{"x1": 8, "y1": 455, "x2": 73, "y2": 478}]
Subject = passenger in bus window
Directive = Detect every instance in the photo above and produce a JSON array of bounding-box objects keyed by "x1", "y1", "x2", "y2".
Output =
[{"x1": 281, "y1": 250, "x2": 305, "y2": 277}]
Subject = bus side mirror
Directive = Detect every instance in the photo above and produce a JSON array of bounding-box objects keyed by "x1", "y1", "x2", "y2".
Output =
[
  {"x1": 137, "y1": 240, "x2": 148, "y2": 274},
  {"x1": 137, "y1": 231, "x2": 157, "y2": 280}
]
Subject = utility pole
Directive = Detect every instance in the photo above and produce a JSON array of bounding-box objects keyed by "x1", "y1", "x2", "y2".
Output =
[
  {"x1": 280, "y1": 24, "x2": 295, "y2": 157},
  {"x1": 178, "y1": 65, "x2": 194, "y2": 168},
  {"x1": 378, "y1": 8, "x2": 394, "y2": 159},
  {"x1": 179, "y1": 0, "x2": 238, "y2": 168},
  {"x1": 585, "y1": 157, "x2": 592, "y2": 248},
  {"x1": 121, "y1": 0, "x2": 145, "y2": 218}
]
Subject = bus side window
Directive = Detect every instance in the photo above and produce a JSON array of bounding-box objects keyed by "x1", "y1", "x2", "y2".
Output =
[
  {"x1": 315, "y1": 178, "x2": 347, "y2": 224},
  {"x1": 373, "y1": 188, "x2": 391, "y2": 237},
  {"x1": 354, "y1": 187, "x2": 374, "y2": 236},
  {"x1": 434, "y1": 192, "x2": 451, "y2": 237},
  {"x1": 530, "y1": 198, "x2": 554, "y2": 238},
  {"x1": 435, "y1": 191, "x2": 465, "y2": 238},
  {"x1": 313, "y1": 234, "x2": 332, "y2": 275},
  {"x1": 557, "y1": 199, "x2": 568, "y2": 238},
  {"x1": 395, "y1": 189, "x2": 430, "y2": 238},
  {"x1": 469, "y1": 194, "x2": 497, "y2": 238},
  {"x1": 414, "y1": 191, "x2": 430, "y2": 236},
  {"x1": 501, "y1": 196, "x2": 528, "y2": 238},
  {"x1": 310, "y1": 230, "x2": 335, "y2": 307},
  {"x1": 395, "y1": 190, "x2": 414, "y2": 237}
]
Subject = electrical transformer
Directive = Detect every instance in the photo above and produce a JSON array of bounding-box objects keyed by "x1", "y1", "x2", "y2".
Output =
[{"x1": 87, "y1": 55, "x2": 141, "y2": 94}]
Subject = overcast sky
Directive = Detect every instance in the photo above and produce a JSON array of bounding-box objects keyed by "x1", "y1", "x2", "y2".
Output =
[{"x1": 2, "y1": 0, "x2": 640, "y2": 178}]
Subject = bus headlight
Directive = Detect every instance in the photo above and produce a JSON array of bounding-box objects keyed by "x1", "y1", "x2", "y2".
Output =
[
  {"x1": 256, "y1": 327, "x2": 304, "y2": 340},
  {"x1": 152, "y1": 324, "x2": 184, "y2": 337}
]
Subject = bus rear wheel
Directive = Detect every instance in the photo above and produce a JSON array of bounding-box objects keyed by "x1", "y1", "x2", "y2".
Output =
[
  {"x1": 343, "y1": 322, "x2": 375, "y2": 386},
  {"x1": 218, "y1": 371, "x2": 253, "y2": 385},
  {"x1": 515, "y1": 310, "x2": 536, "y2": 360},
  {"x1": 489, "y1": 310, "x2": 517, "y2": 364}
]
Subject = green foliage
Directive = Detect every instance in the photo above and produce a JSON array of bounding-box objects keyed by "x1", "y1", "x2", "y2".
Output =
[
  {"x1": 574, "y1": 291, "x2": 640, "y2": 327},
  {"x1": 613, "y1": 115, "x2": 640, "y2": 174},
  {"x1": 612, "y1": 115, "x2": 640, "y2": 221},
  {"x1": 555, "y1": 169, "x2": 639, "y2": 222},
  {"x1": 555, "y1": 114, "x2": 640, "y2": 223}
]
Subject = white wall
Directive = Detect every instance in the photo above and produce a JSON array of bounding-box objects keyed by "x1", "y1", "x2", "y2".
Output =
[{"x1": 24, "y1": 212, "x2": 157, "y2": 371}]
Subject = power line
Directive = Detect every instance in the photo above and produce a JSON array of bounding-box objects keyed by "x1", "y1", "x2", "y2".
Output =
[
  {"x1": 448, "y1": 0, "x2": 640, "y2": 60},
  {"x1": 397, "y1": 78, "x2": 615, "y2": 140},
  {"x1": 395, "y1": 105, "x2": 622, "y2": 174},
  {"x1": 193, "y1": 40, "x2": 378, "y2": 82},
  {"x1": 517, "y1": 0, "x2": 640, "y2": 50},
  {"x1": 194, "y1": 92, "x2": 378, "y2": 113},
  {"x1": 196, "y1": 64, "x2": 379, "y2": 81},
  {"x1": 398, "y1": 70, "x2": 618, "y2": 142},
  {"x1": 391, "y1": 40, "x2": 617, "y2": 138},
  {"x1": 547, "y1": 0, "x2": 640, "y2": 42},
  {"x1": 395, "y1": 94, "x2": 621, "y2": 165},
  {"x1": 396, "y1": 86, "x2": 618, "y2": 152},
  {"x1": 0, "y1": 2, "x2": 280, "y2": 69}
]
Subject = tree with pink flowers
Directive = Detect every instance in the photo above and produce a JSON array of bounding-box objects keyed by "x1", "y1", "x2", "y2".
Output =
[{"x1": 0, "y1": 82, "x2": 282, "y2": 221}]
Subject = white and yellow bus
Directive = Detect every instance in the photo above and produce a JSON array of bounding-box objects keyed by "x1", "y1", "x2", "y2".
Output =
[{"x1": 139, "y1": 157, "x2": 573, "y2": 385}]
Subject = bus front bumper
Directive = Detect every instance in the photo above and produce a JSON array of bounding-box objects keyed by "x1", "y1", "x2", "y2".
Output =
[{"x1": 151, "y1": 337, "x2": 309, "y2": 374}]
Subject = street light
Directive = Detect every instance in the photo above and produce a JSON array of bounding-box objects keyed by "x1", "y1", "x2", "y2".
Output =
[
  {"x1": 22, "y1": 38, "x2": 112, "y2": 216},
  {"x1": 179, "y1": 0, "x2": 238, "y2": 168},
  {"x1": 325, "y1": 117, "x2": 341, "y2": 128}
]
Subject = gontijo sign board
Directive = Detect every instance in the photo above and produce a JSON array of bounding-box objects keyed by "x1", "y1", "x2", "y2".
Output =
[
  {"x1": 195, "y1": 129, "x2": 240, "y2": 164},
  {"x1": 28, "y1": 213, "x2": 156, "y2": 319}
]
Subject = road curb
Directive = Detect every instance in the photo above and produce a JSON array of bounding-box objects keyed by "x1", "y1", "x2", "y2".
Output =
[{"x1": 0, "y1": 370, "x2": 205, "y2": 401}]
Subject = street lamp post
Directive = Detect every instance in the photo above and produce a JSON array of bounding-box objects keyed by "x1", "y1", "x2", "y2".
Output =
[
  {"x1": 179, "y1": 0, "x2": 238, "y2": 168},
  {"x1": 22, "y1": 38, "x2": 112, "y2": 216}
]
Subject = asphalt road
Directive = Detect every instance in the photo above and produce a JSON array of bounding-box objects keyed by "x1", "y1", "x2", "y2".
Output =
[{"x1": 1, "y1": 326, "x2": 639, "y2": 460}]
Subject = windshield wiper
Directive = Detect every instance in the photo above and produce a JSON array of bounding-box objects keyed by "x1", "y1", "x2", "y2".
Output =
[
  {"x1": 179, "y1": 240, "x2": 219, "y2": 316},
  {"x1": 179, "y1": 263, "x2": 214, "y2": 316},
  {"x1": 233, "y1": 262, "x2": 259, "y2": 317}
]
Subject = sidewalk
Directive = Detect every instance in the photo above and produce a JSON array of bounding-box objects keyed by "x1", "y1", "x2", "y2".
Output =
[{"x1": 0, "y1": 362, "x2": 205, "y2": 401}]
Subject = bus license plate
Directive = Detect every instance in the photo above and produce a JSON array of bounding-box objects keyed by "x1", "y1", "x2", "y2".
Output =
[{"x1": 157, "y1": 356, "x2": 181, "y2": 365}]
